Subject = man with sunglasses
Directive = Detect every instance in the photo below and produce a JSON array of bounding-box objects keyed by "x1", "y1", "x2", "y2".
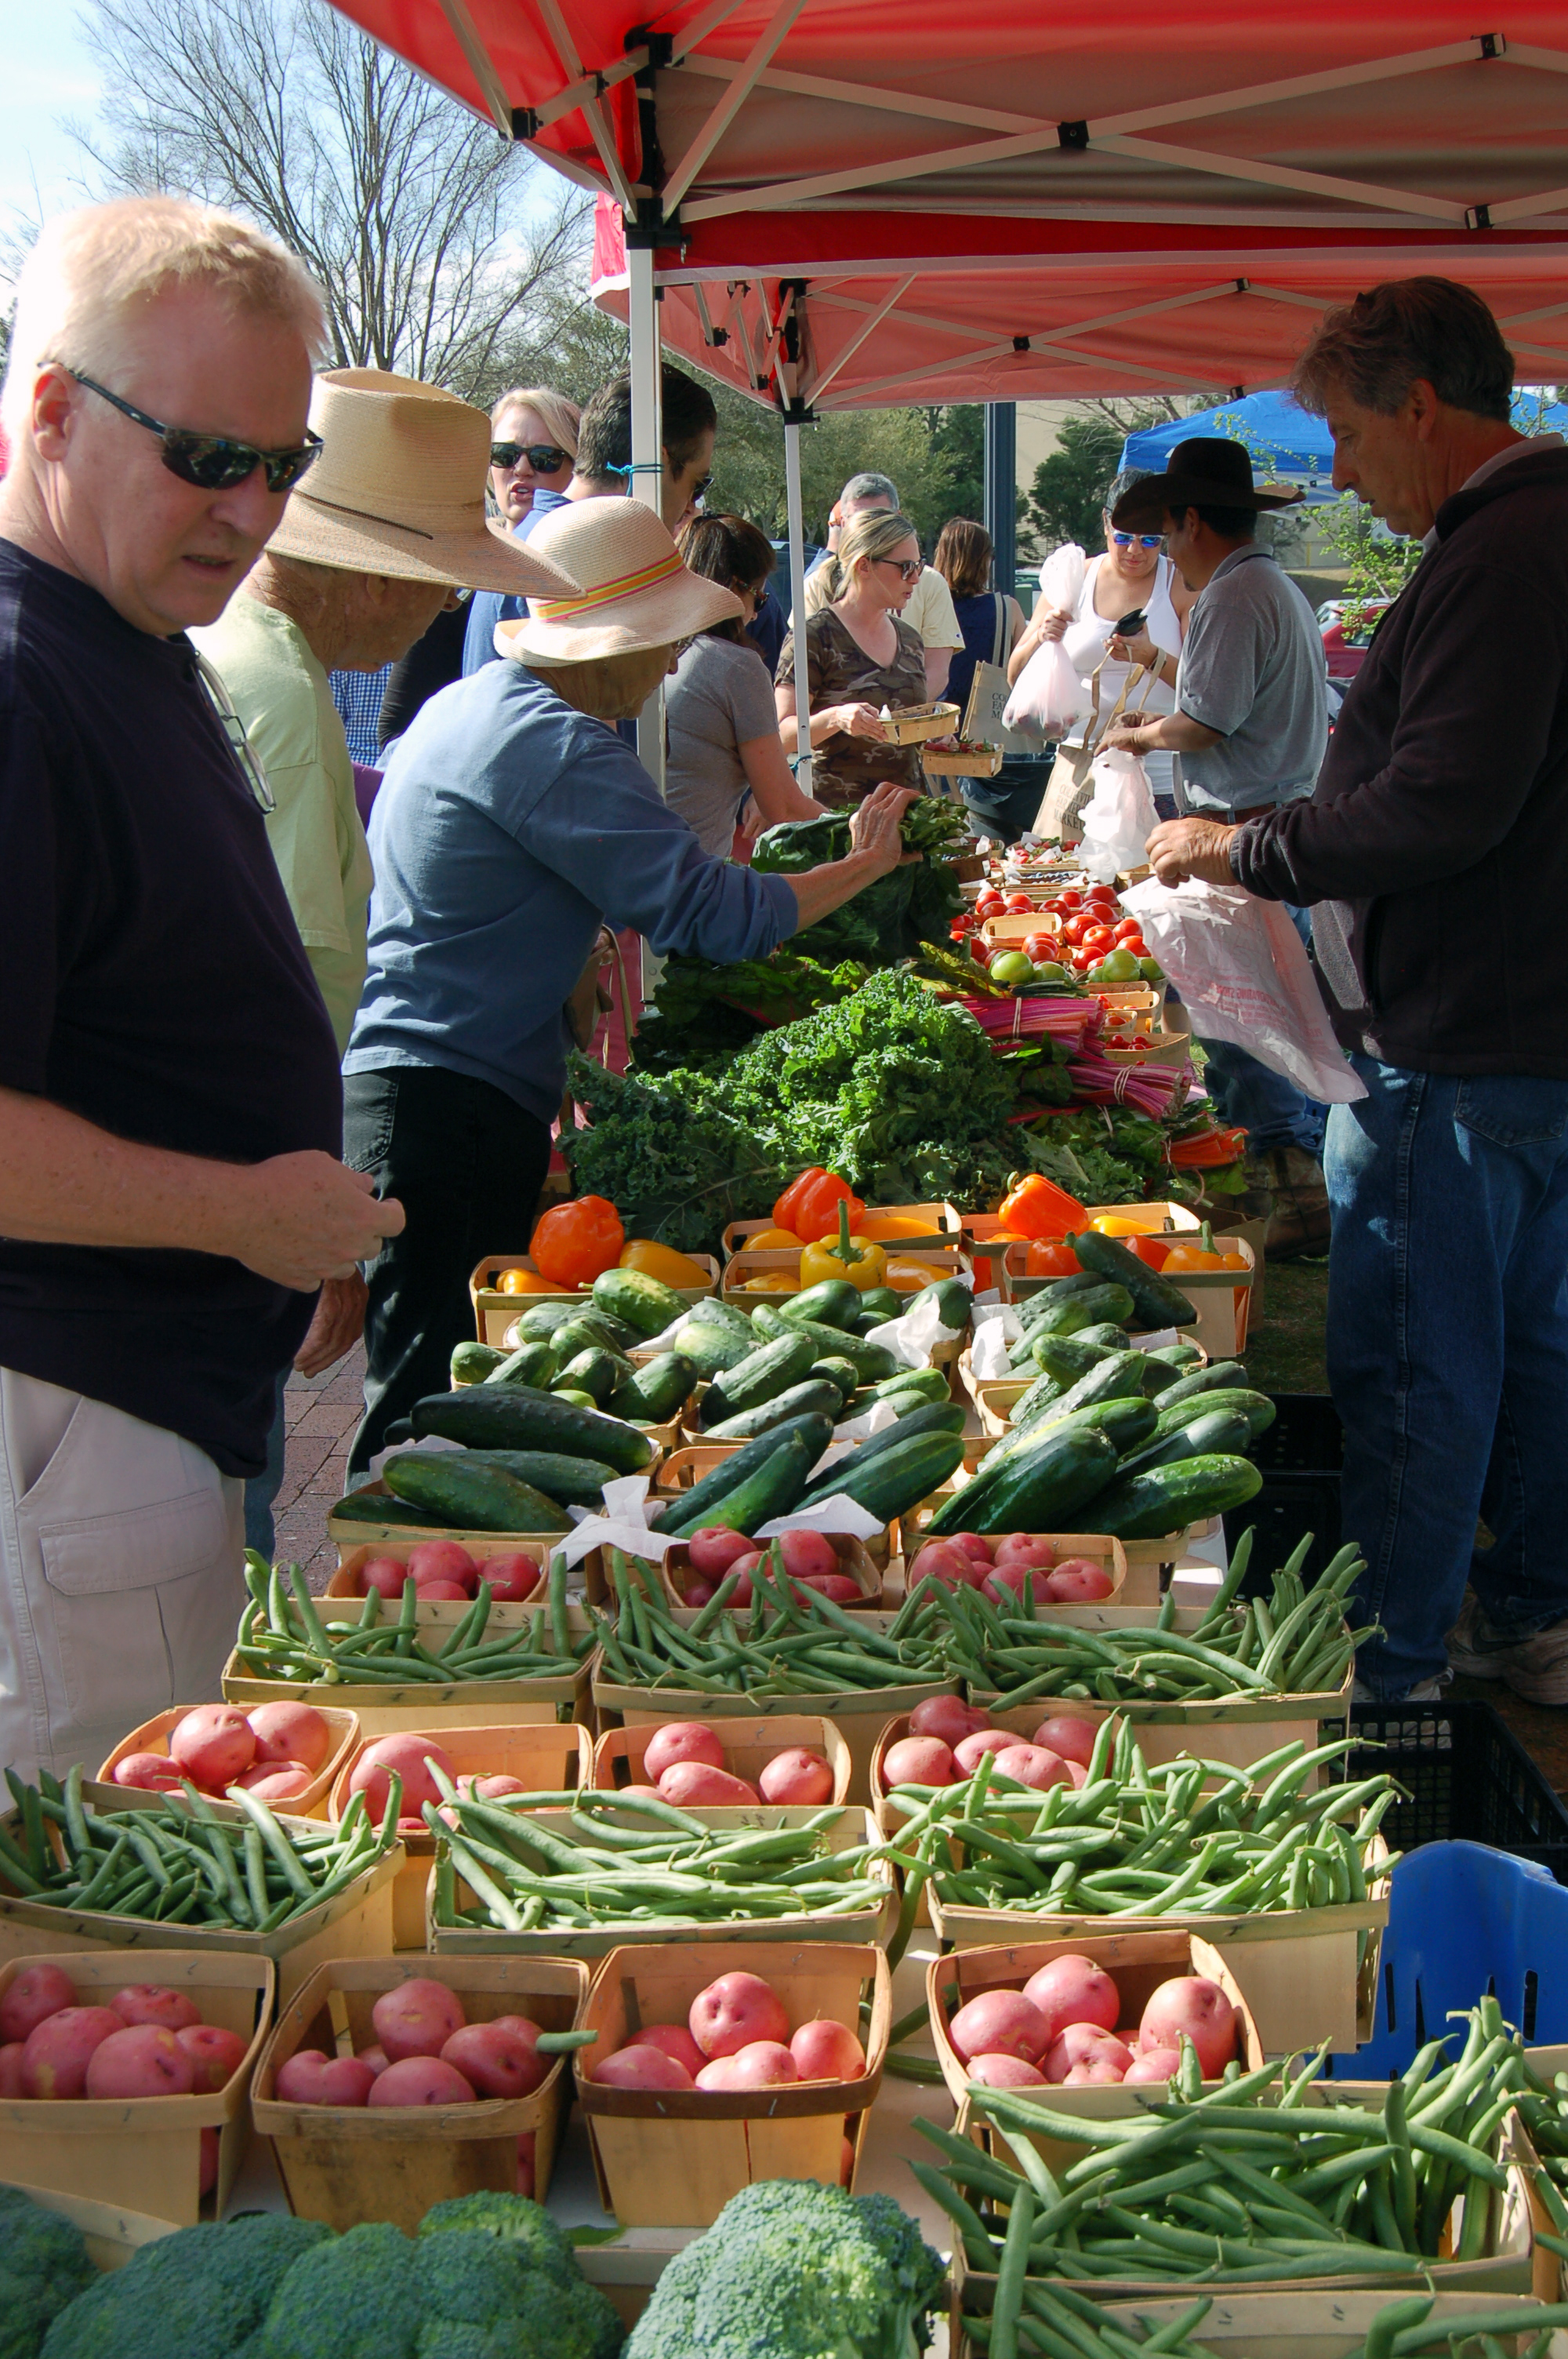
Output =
[{"x1": 0, "y1": 196, "x2": 407, "y2": 1779}]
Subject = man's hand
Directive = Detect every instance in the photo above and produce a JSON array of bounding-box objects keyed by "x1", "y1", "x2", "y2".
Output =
[
  {"x1": 1145, "y1": 816, "x2": 1240, "y2": 889},
  {"x1": 848, "y1": 780, "x2": 921, "y2": 874},
  {"x1": 235, "y1": 1154, "x2": 404, "y2": 1291},
  {"x1": 834, "y1": 702, "x2": 890, "y2": 741},
  {"x1": 293, "y1": 1270, "x2": 368, "y2": 1376},
  {"x1": 1102, "y1": 722, "x2": 1156, "y2": 757}
]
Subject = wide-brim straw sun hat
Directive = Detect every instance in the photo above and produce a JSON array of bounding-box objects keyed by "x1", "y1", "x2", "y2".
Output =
[
  {"x1": 495, "y1": 496, "x2": 742, "y2": 665},
  {"x1": 1110, "y1": 437, "x2": 1304, "y2": 529},
  {"x1": 267, "y1": 367, "x2": 579, "y2": 597}
]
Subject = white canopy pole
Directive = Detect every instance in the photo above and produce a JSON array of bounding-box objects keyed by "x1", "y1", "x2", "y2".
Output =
[{"x1": 783, "y1": 413, "x2": 811, "y2": 779}]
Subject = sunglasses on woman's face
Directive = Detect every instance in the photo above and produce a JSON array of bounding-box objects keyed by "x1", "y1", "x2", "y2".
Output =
[
  {"x1": 875, "y1": 555, "x2": 924, "y2": 583},
  {"x1": 1110, "y1": 529, "x2": 1164, "y2": 550},
  {"x1": 491, "y1": 442, "x2": 571, "y2": 473},
  {"x1": 56, "y1": 366, "x2": 321, "y2": 493}
]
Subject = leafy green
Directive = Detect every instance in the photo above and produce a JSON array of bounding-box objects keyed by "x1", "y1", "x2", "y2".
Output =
[
  {"x1": 632, "y1": 951, "x2": 866, "y2": 1078},
  {"x1": 1012, "y1": 1105, "x2": 1174, "y2": 1205},
  {"x1": 750, "y1": 800, "x2": 964, "y2": 967},
  {"x1": 559, "y1": 1059, "x2": 782, "y2": 1254}
]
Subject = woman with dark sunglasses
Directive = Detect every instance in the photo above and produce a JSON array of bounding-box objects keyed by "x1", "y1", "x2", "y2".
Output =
[
  {"x1": 485, "y1": 386, "x2": 580, "y2": 528},
  {"x1": 774, "y1": 508, "x2": 931, "y2": 809}
]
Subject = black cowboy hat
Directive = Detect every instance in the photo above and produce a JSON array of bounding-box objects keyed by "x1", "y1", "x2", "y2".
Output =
[{"x1": 1110, "y1": 437, "x2": 1304, "y2": 529}]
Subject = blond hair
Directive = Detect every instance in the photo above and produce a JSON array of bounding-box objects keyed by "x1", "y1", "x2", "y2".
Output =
[
  {"x1": 819, "y1": 507, "x2": 920, "y2": 603},
  {"x1": 2, "y1": 195, "x2": 327, "y2": 442},
  {"x1": 489, "y1": 384, "x2": 581, "y2": 457}
]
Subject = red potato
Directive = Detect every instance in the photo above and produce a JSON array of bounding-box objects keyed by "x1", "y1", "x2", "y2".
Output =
[
  {"x1": 595, "y1": 2045, "x2": 695, "y2": 2092},
  {"x1": 686, "y1": 1527, "x2": 755, "y2": 1579},
  {"x1": 1124, "y1": 2046, "x2": 1183, "y2": 2085},
  {"x1": 416, "y1": 1580, "x2": 470, "y2": 1601},
  {"x1": 22, "y1": 2006, "x2": 125, "y2": 2099},
  {"x1": 475, "y1": 1553, "x2": 541, "y2": 1603},
  {"x1": 1045, "y1": 2024, "x2": 1133, "y2": 2085},
  {"x1": 198, "y1": 2126, "x2": 220, "y2": 2197},
  {"x1": 991, "y1": 1743, "x2": 1073, "y2": 1794},
  {"x1": 1063, "y1": 2054, "x2": 1128, "y2": 2085},
  {"x1": 692, "y1": 2055, "x2": 742, "y2": 2091},
  {"x1": 0, "y1": 2044, "x2": 26, "y2": 2097},
  {"x1": 909, "y1": 1696, "x2": 989, "y2": 1748},
  {"x1": 1022, "y1": 1957, "x2": 1121, "y2": 2043},
  {"x1": 372, "y1": 1978, "x2": 466, "y2": 2063},
  {"x1": 233, "y1": 1761, "x2": 314, "y2": 1800},
  {"x1": 169, "y1": 1704, "x2": 255, "y2": 1791},
  {"x1": 948, "y1": 1990, "x2": 1050, "y2": 2066},
  {"x1": 1031, "y1": 1716, "x2": 1098, "y2": 1768},
  {"x1": 758, "y1": 1747, "x2": 834, "y2": 1805},
  {"x1": 275, "y1": 2050, "x2": 330, "y2": 2103},
  {"x1": 359, "y1": 1557, "x2": 411, "y2": 1601},
  {"x1": 1066, "y1": 1761, "x2": 1090, "y2": 1787},
  {"x1": 907, "y1": 1540, "x2": 983, "y2": 1590},
  {"x1": 349, "y1": 1733, "x2": 458, "y2": 1822},
  {"x1": 176, "y1": 2023, "x2": 247, "y2": 2093},
  {"x1": 110, "y1": 1984, "x2": 201, "y2": 2034},
  {"x1": 642, "y1": 1722, "x2": 726, "y2": 1783},
  {"x1": 358, "y1": 2045, "x2": 390, "y2": 2077},
  {"x1": 112, "y1": 1751, "x2": 185, "y2": 1792},
  {"x1": 248, "y1": 1700, "x2": 332, "y2": 1773},
  {"x1": 683, "y1": 1579, "x2": 716, "y2": 1607},
  {"x1": 791, "y1": 1574, "x2": 860, "y2": 1605},
  {"x1": 470, "y1": 1775, "x2": 530, "y2": 1800},
  {"x1": 689, "y1": 1971, "x2": 789, "y2": 2060},
  {"x1": 1138, "y1": 1978, "x2": 1238, "y2": 2078},
  {"x1": 776, "y1": 1529, "x2": 838, "y2": 1583},
  {"x1": 881, "y1": 1736, "x2": 955, "y2": 1790},
  {"x1": 632, "y1": 2023, "x2": 706, "y2": 2078},
  {"x1": 1044, "y1": 1558, "x2": 1115, "y2": 1604},
  {"x1": 657, "y1": 1761, "x2": 761, "y2": 1807},
  {"x1": 0, "y1": 1962, "x2": 77, "y2": 2045},
  {"x1": 992, "y1": 1535, "x2": 1058, "y2": 1570},
  {"x1": 406, "y1": 1541, "x2": 479, "y2": 1594},
  {"x1": 318, "y1": 2055, "x2": 379, "y2": 2106},
  {"x1": 968, "y1": 2053, "x2": 1047, "y2": 2089},
  {"x1": 953, "y1": 1729, "x2": 1022, "y2": 1776},
  {"x1": 367, "y1": 2056, "x2": 476, "y2": 2106},
  {"x1": 441, "y1": 2023, "x2": 550, "y2": 2100},
  {"x1": 85, "y1": 2025, "x2": 196, "y2": 2100},
  {"x1": 724, "y1": 2040, "x2": 799, "y2": 2088},
  {"x1": 983, "y1": 1564, "x2": 1055, "y2": 1607},
  {"x1": 947, "y1": 1532, "x2": 994, "y2": 1566},
  {"x1": 615, "y1": 1784, "x2": 662, "y2": 1801},
  {"x1": 789, "y1": 2019, "x2": 866, "y2": 2082}
]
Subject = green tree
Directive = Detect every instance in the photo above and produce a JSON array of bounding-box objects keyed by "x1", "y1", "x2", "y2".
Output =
[
  {"x1": 1314, "y1": 493, "x2": 1420, "y2": 627},
  {"x1": 1017, "y1": 413, "x2": 1126, "y2": 562},
  {"x1": 699, "y1": 393, "x2": 980, "y2": 549}
]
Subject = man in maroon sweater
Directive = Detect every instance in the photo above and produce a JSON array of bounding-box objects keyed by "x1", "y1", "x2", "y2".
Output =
[{"x1": 1147, "y1": 278, "x2": 1568, "y2": 1707}]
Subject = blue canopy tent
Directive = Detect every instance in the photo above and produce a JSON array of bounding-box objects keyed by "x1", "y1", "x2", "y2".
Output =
[{"x1": 1123, "y1": 389, "x2": 1568, "y2": 501}]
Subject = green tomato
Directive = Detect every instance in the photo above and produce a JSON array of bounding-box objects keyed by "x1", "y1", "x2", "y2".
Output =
[
  {"x1": 1032, "y1": 960, "x2": 1071, "y2": 985},
  {"x1": 1138, "y1": 955, "x2": 1163, "y2": 983},
  {"x1": 1094, "y1": 947, "x2": 1143, "y2": 982},
  {"x1": 989, "y1": 951, "x2": 1036, "y2": 987}
]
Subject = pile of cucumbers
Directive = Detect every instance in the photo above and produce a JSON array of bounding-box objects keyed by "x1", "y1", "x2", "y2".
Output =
[
  {"x1": 689, "y1": 1274, "x2": 971, "y2": 1441},
  {"x1": 653, "y1": 1398, "x2": 969, "y2": 1543},
  {"x1": 455, "y1": 1263, "x2": 712, "y2": 1427}
]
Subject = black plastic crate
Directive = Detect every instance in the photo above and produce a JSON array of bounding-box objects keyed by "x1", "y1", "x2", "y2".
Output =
[
  {"x1": 1224, "y1": 1470, "x2": 1342, "y2": 1593},
  {"x1": 1250, "y1": 1391, "x2": 1345, "y2": 1474},
  {"x1": 1345, "y1": 1698, "x2": 1568, "y2": 1883}
]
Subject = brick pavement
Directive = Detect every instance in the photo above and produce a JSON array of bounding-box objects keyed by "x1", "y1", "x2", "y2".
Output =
[{"x1": 271, "y1": 1343, "x2": 365, "y2": 1590}]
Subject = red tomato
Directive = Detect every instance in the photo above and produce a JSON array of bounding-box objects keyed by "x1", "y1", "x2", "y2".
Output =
[
  {"x1": 1120, "y1": 938, "x2": 1147, "y2": 958},
  {"x1": 1081, "y1": 925, "x2": 1115, "y2": 952},
  {"x1": 976, "y1": 892, "x2": 1005, "y2": 913},
  {"x1": 1057, "y1": 889, "x2": 1083, "y2": 911},
  {"x1": 1023, "y1": 935, "x2": 1056, "y2": 962},
  {"x1": 1113, "y1": 918, "x2": 1142, "y2": 940},
  {"x1": 1060, "y1": 914, "x2": 1090, "y2": 946},
  {"x1": 970, "y1": 937, "x2": 990, "y2": 965},
  {"x1": 1071, "y1": 947, "x2": 1096, "y2": 972},
  {"x1": 1004, "y1": 893, "x2": 1034, "y2": 914}
]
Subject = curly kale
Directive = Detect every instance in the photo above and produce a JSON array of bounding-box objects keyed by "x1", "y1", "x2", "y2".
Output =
[
  {"x1": 42, "y1": 2215, "x2": 332, "y2": 2359},
  {"x1": 631, "y1": 951, "x2": 866, "y2": 1078},
  {"x1": 560, "y1": 1057, "x2": 782, "y2": 1254},
  {"x1": 1, "y1": 2186, "x2": 96, "y2": 2359},
  {"x1": 623, "y1": 2179, "x2": 944, "y2": 2359},
  {"x1": 752, "y1": 802, "x2": 965, "y2": 967}
]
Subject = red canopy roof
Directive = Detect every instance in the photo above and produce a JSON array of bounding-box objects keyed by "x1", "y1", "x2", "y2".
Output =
[{"x1": 328, "y1": 1, "x2": 1568, "y2": 398}]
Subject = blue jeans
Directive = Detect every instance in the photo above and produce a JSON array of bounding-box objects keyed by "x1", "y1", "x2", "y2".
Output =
[
  {"x1": 1196, "y1": 904, "x2": 1327, "y2": 1158},
  {"x1": 1327, "y1": 1056, "x2": 1568, "y2": 1698},
  {"x1": 242, "y1": 1369, "x2": 289, "y2": 1562}
]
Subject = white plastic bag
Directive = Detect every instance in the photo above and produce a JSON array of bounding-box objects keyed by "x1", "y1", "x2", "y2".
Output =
[
  {"x1": 1120, "y1": 877, "x2": 1367, "y2": 1104},
  {"x1": 1004, "y1": 543, "x2": 1088, "y2": 740},
  {"x1": 1077, "y1": 747, "x2": 1156, "y2": 878}
]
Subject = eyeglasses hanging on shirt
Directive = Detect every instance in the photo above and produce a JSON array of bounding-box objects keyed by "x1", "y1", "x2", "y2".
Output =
[{"x1": 193, "y1": 651, "x2": 275, "y2": 814}]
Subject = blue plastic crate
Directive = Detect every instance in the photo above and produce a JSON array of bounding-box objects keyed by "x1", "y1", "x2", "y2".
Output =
[{"x1": 1327, "y1": 1839, "x2": 1568, "y2": 2078}]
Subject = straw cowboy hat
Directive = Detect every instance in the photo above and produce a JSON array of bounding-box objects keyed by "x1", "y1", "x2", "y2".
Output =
[
  {"x1": 1110, "y1": 437, "x2": 1304, "y2": 529},
  {"x1": 267, "y1": 367, "x2": 579, "y2": 597},
  {"x1": 495, "y1": 496, "x2": 741, "y2": 666}
]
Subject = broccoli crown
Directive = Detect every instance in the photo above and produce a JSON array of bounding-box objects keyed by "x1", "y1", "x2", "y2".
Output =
[
  {"x1": 623, "y1": 2180, "x2": 945, "y2": 2359},
  {"x1": 416, "y1": 2193, "x2": 573, "y2": 2281},
  {"x1": 41, "y1": 2215, "x2": 332, "y2": 2359},
  {"x1": 415, "y1": 2196, "x2": 622, "y2": 2359},
  {"x1": 0, "y1": 2186, "x2": 96, "y2": 2359}
]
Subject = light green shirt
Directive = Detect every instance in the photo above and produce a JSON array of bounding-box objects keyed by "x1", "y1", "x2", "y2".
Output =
[{"x1": 193, "y1": 593, "x2": 373, "y2": 1053}]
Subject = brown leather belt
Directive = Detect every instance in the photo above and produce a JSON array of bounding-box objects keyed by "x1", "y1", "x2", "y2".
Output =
[{"x1": 1232, "y1": 802, "x2": 1280, "y2": 823}]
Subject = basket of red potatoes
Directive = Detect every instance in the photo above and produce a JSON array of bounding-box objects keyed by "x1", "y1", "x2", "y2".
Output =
[
  {"x1": 99, "y1": 1699, "x2": 357, "y2": 1813},
  {"x1": 874, "y1": 1698, "x2": 1106, "y2": 1808},
  {"x1": 251, "y1": 1957, "x2": 588, "y2": 2229},
  {"x1": 927, "y1": 1933, "x2": 1261, "y2": 2110},
  {"x1": 0, "y1": 1950, "x2": 273, "y2": 2221},
  {"x1": 904, "y1": 1529, "x2": 1122, "y2": 1605},
  {"x1": 662, "y1": 1525, "x2": 880, "y2": 1608},
  {"x1": 332, "y1": 1539, "x2": 546, "y2": 1605},
  {"x1": 591, "y1": 1717, "x2": 847, "y2": 1809},
  {"x1": 572, "y1": 1943, "x2": 889, "y2": 2228}
]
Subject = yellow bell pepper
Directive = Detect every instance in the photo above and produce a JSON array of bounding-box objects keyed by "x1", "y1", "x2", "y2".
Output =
[
  {"x1": 619, "y1": 1238, "x2": 713, "y2": 1288},
  {"x1": 856, "y1": 1211, "x2": 942, "y2": 1241},
  {"x1": 884, "y1": 1259, "x2": 938, "y2": 1292},
  {"x1": 744, "y1": 1226, "x2": 804, "y2": 1250},
  {"x1": 739, "y1": 1270, "x2": 800, "y2": 1293},
  {"x1": 797, "y1": 1201, "x2": 890, "y2": 1292}
]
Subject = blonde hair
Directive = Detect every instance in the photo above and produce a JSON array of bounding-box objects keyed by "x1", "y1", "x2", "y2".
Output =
[
  {"x1": 2, "y1": 195, "x2": 327, "y2": 442},
  {"x1": 489, "y1": 385, "x2": 581, "y2": 457},
  {"x1": 820, "y1": 507, "x2": 920, "y2": 602}
]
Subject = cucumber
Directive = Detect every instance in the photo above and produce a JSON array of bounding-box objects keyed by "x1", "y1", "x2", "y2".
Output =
[
  {"x1": 953, "y1": 1424, "x2": 1120, "y2": 1536},
  {"x1": 657, "y1": 1412, "x2": 837, "y2": 1537},
  {"x1": 779, "y1": 1278, "x2": 864, "y2": 1331},
  {"x1": 856, "y1": 1287, "x2": 905, "y2": 1324},
  {"x1": 383, "y1": 1419, "x2": 413, "y2": 1446},
  {"x1": 1140, "y1": 1358, "x2": 1189, "y2": 1398},
  {"x1": 382, "y1": 1451, "x2": 572, "y2": 1535},
  {"x1": 1025, "y1": 1349, "x2": 1149, "y2": 1425},
  {"x1": 684, "y1": 1296, "x2": 755, "y2": 1342},
  {"x1": 1151, "y1": 1342, "x2": 1204, "y2": 1369},
  {"x1": 608, "y1": 1351, "x2": 698, "y2": 1425},
  {"x1": 1152, "y1": 1387, "x2": 1276, "y2": 1441},
  {"x1": 1080, "y1": 1452, "x2": 1264, "y2": 1539},
  {"x1": 879, "y1": 1385, "x2": 946, "y2": 1421},
  {"x1": 511, "y1": 1299, "x2": 599, "y2": 1343},
  {"x1": 902, "y1": 1277, "x2": 972, "y2": 1332},
  {"x1": 331, "y1": 1488, "x2": 445, "y2": 1528},
  {"x1": 802, "y1": 1427, "x2": 965, "y2": 1525},
  {"x1": 592, "y1": 1265, "x2": 692, "y2": 1337},
  {"x1": 411, "y1": 1387, "x2": 655, "y2": 1474},
  {"x1": 700, "y1": 1330, "x2": 818, "y2": 1425},
  {"x1": 992, "y1": 1392, "x2": 1159, "y2": 1463},
  {"x1": 1074, "y1": 1322, "x2": 1135, "y2": 1352},
  {"x1": 702, "y1": 1379, "x2": 848, "y2": 1441},
  {"x1": 452, "y1": 1341, "x2": 507, "y2": 1385},
  {"x1": 1116, "y1": 1409, "x2": 1252, "y2": 1482},
  {"x1": 1009, "y1": 1370, "x2": 1065, "y2": 1428},
  {"x1": 810, "y1": 1356, "x2": 863, "y2": 1398},
  {"x1": 463, "y1": 1450, "x2": 617, "y2": 1506},
  {"x1": 871, "y1": 1365, "x2": 948, "y2": 1405},
  {"x1": 1157, "y1": 1361, "x2": 1250, "y2": 1406},
  {"x1": 553, "y1": 1389, "x2": 597, "y2": 1409},
  {"x1": 676, "y1": 1430, "x2": 815, "y2": 1538},
  {"x1": 1068, "y1": 1228, "x2": 1199, "y2": 1330},
  {"x1": 1023, "y1": 1333, "x2": 1117, "y2": 1382},
  {"x1": 1015, "y1": 1272, "x2": 1112, "y2": 1329},
  {"x1": 1022, "y1": 1282, "x2": 1136, "y2": 1340},
  {"x1": 751, "y1": 1303, "x2": 899, "y2": 1381},
  {"x1": 548, "y1": 1314, "x2": 632, "y2": 1364},
  {"x1": 552, "y1": 1345, "x2": 629, "y2": 1406},
  {"x1": 487, "y1": 1340, "x2": 557, "y2": 1388},
  {"x1": 672, "y1": 1318, "x2": 755, "y2": 1380},
  {"x1": 797, "y1": 1403, "x2": 967, "y2": 1510}
]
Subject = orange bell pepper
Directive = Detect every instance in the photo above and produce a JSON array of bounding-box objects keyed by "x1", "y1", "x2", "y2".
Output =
[
  {"x1": 1024, "y1": 1239, "x2": 1082, "y2": 1277},
  {"x1": 494, "y1": 1267, "x2": 569, "y2": 1296},
  {"x1": 746, "y1": 1227, "x2": 804, "y2": 1251},
  {"x1": 996, "y1": 1172, "x2": 1087, "y2": 1241},
  {"x1": 856, "y1": 1212, "x2": 942, "y2": 1241},
  {"x1": 530, "y1": 1194, "x2": 625, "y2": 1287},
  {"x1": 1160, "y1": 1221, "x2": 1248, "y2": 1274}
]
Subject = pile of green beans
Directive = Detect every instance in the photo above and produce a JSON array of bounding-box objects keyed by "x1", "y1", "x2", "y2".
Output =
[
  {"x1": 916, "y1": 2000, "x2": 1530, "y2": 2299},
  {"x1": 591, "y1": 1546, "x2": 949, "y2": 1696},
  {"x1": 1512, "y1": 2055, "x2": 1568, "y2": 2208},
  {"x1": 961, "y1": 2277, "x2": 1568, "y2": 2359},
  {"x1": 881, "y1": 1718, "x2": 1402, "y2": 1923},
  {"x1": 233, "y1": 1551, "x2": 589, "y2": 1686},
  {"x1": 426, "y1": 1773, "x2": 887, "y2": 1936},
  {"x1": 915, "y1": 1532, "x2": 1374, "y2": 1705},
  {"x1": 0, "y1": 1761, "x2": 401, "y2": 1929}
]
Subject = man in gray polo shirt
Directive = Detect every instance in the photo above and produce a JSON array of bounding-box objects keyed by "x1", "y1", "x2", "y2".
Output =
[{"x1": 1103, "y1": 438, "x2": 1330, "y2": 1253}]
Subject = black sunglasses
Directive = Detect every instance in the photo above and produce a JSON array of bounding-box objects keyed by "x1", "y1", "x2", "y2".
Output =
[
  {"x1": 491, "y1": 441, "x2": 571, "y2": 474},
  {"x1": 57, "y1": 366, "x2": 321, "y2": 493}
]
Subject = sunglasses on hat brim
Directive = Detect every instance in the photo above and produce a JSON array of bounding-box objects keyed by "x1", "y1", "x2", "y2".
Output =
[
  {"x1": 57, "y1": 366, "x2": 321, "y2": 493},
  {"x1": 491, "y1": 441, "x2": 572, "y2": 473}
]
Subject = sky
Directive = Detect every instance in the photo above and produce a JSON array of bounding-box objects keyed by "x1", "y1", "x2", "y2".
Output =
[{"x1": 1, "y1": 13, "x2": 103, "y2": 224}]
